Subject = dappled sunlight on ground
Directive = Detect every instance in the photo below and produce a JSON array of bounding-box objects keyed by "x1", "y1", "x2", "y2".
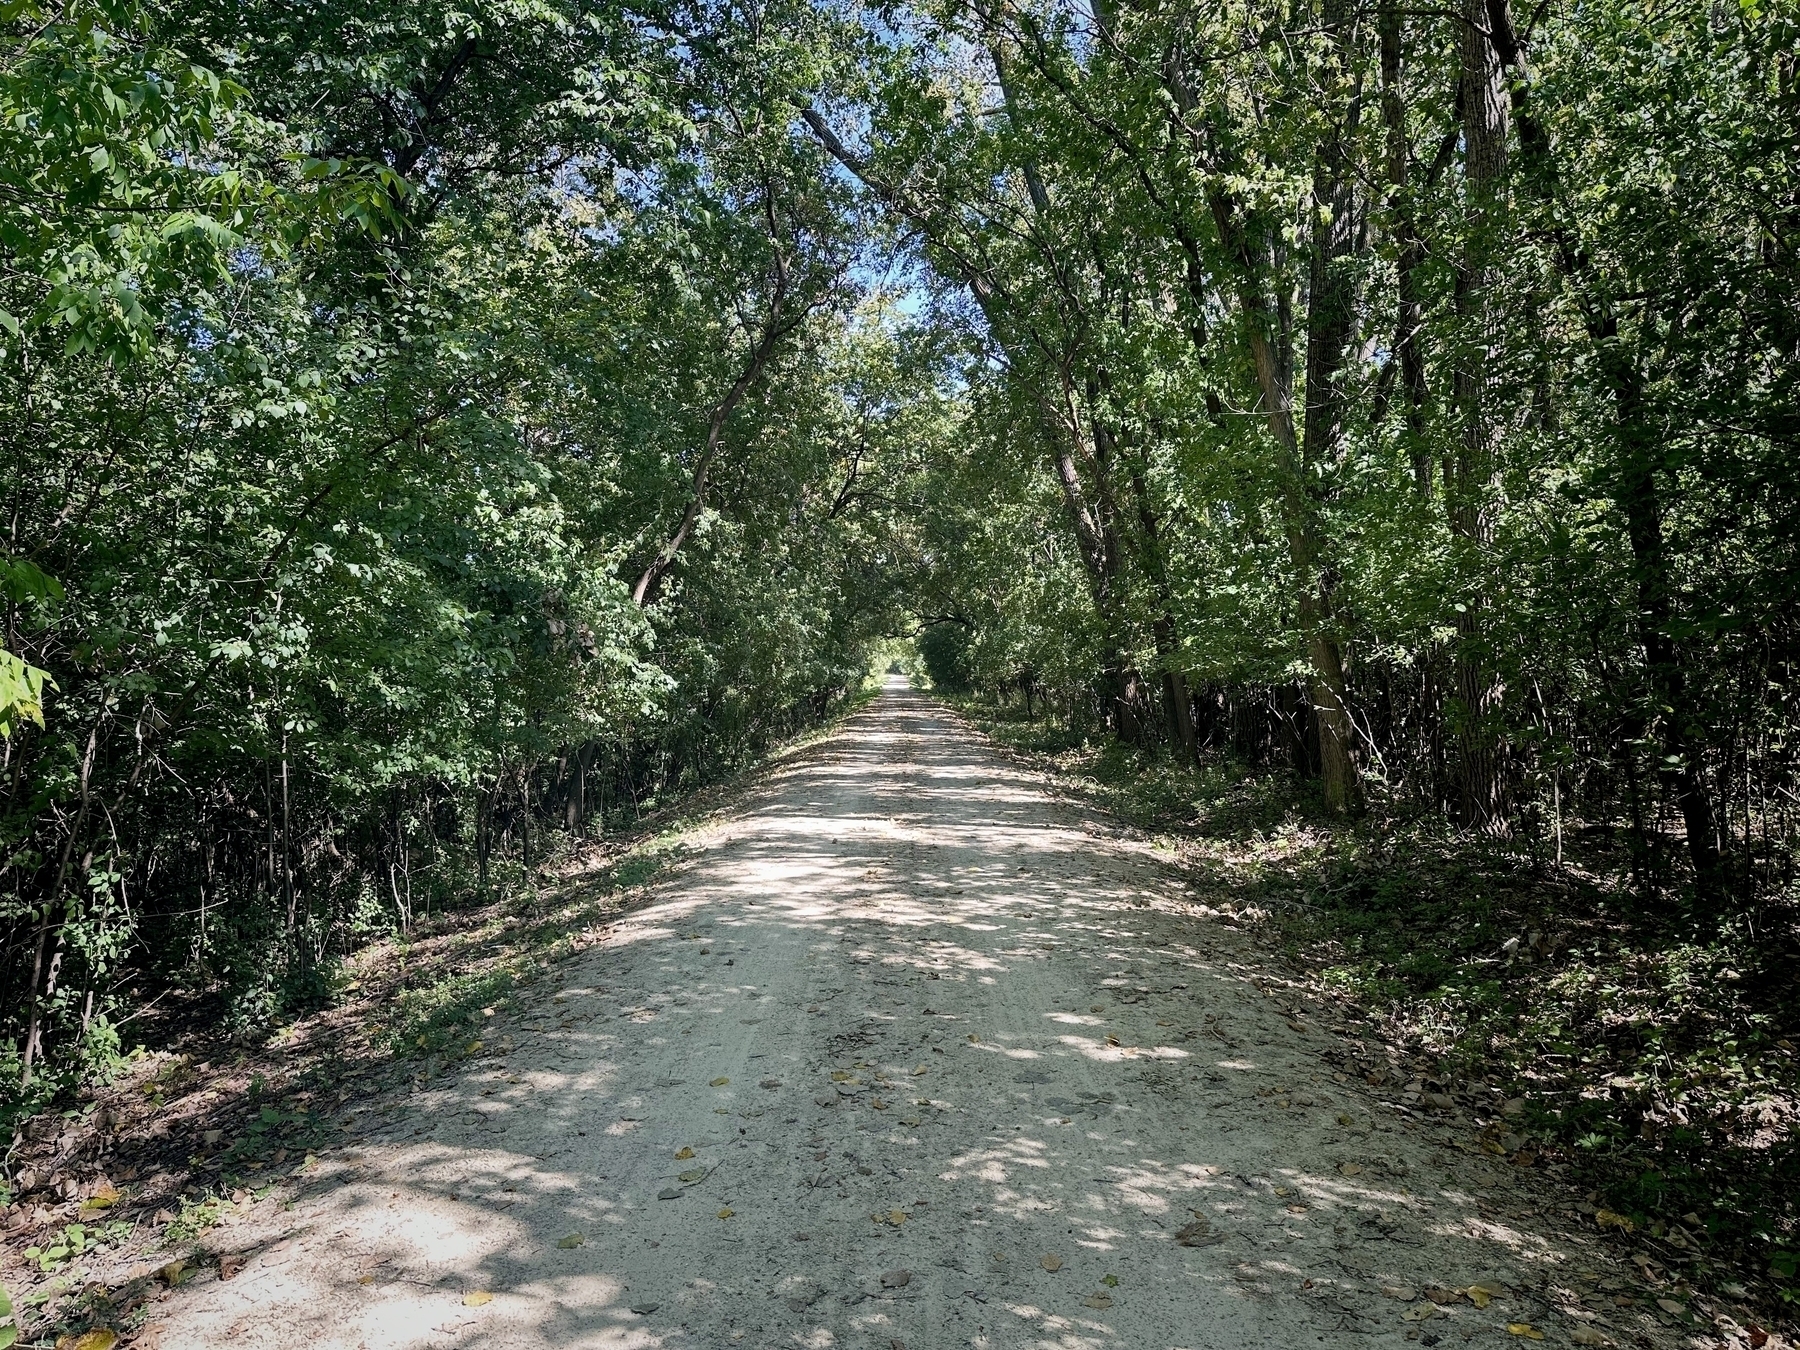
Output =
[{"x1": 141, "y1": 679, "x2": 1679, "y2": 1350}]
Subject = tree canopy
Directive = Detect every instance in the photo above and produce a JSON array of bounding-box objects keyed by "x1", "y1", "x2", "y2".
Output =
[{"x1": 2, "y1": 0, "x2": 1796, "y2": 1226}]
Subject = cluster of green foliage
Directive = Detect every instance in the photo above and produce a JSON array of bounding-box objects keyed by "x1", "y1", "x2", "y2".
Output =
[
  {"x1": 0, "y1": 0, "x2": 954, "y2": 1112},
  {"x1": 820, "y1": 2, "x2": 1798, "y2": 905}
]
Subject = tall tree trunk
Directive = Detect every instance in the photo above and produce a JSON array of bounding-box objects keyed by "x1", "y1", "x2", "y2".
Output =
[
  {"x1": 1227, "y1": 270, "x2": 1362, "y2": 812},
  {"x1": 1162, "y1": 41, "x2": 1364, "y2": 810},
  {"x1": 565, "y1": 743, "x2": 588, "y2": 834},
  {"x1": 1293, "y1": 0, "x2": 1367, "y2": 813},
  {"x1": 1045, "y1": 407, "x2": 1136, "y2": 742},
  {"x1": 1604, "y1": 349, "x2": 1724, "y2": 895},
  {"x1": 1380, "y1": 0, "x2": 1432, "y2": 493},
  {"x1": 1448, "y1": 0, "x2": 1511, "y2": 831},
  {"x1": 1120, "y1": 449, "x2": 1198, "y2": 764}
]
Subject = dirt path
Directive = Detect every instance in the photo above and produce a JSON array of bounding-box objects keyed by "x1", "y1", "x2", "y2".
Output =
[{"x1": 144, "y1": 680, "x2": 1678, "y2": 1349}]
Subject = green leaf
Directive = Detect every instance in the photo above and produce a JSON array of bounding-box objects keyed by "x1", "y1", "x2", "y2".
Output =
[
  {"x1": 0, "y1": 651, "x2": 54, "y2": 738},
  {"x1": 0, "y1": 557, "x2": 62, "y2": 605}
]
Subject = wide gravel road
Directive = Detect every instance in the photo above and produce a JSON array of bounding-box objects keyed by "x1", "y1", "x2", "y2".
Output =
[{"x1": 147, "y1": 679, "x2": 1669, "y2": 1350}]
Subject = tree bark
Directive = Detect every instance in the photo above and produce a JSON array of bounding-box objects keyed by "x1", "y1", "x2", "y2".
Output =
[
  {"x1": 1268, "y1": 0, "x2": 1368, "y2": 813},
  {"x1": 1604, "y1": 348, "x2": 1724, "y2": 895},
  {"x1": 1380, "y1": 0, "x2": 1432, "y2": 493},
  {"x1": 1161, "y1": 48, "x2": 1367, "y2": 809},
  {"x1": 1447, "y1": 0, "x2": 1511, "y2": 831},
  {"x1": 1121, "y1": 448, "x2": 1198, "y2": 764}
]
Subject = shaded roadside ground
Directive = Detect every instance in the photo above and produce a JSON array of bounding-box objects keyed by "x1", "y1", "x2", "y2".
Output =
[{"x1": 137, "y1": 678, "x2": 1689, "y2": 1349}]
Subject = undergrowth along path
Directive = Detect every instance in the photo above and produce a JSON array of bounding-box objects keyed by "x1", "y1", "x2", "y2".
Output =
[{"x1": 142, "y1": 679, "x2": 1686, "y2": 1349}]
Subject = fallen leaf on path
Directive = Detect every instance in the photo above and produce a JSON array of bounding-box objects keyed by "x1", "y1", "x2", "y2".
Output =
[
  {"x1": 628, "y1": 1302, "x2": 659, "y2": 1315},
  {"x1": 1569, "y1": 1328, "x2": 1614, "y2": 1346},
  {"x1": 557, "y1": 1234, "x2": 585, "y2": 1249},
  {"x1": 1041, "y1": 1254, "x2": 1062, "y2": 1271},
  {"x1": 913, "y1": 1066, "x2": 927, "y2": 1075},
  {"x1": 1381, "y1": 1285, "x2": 1417, "y2": 1302},
  {"x1": 55, "y1": 1332, "x2": 117, "y2": 1350},
  {"x1": 1339, "y1": 1162, "x2": 1363, "y2": 1176},
  {"x1": 1655, "y1": 1298, "x2": 1684, "y2": 1315},
  {"x1": 710, "y1": 1077, "x2": 729, "y2": 1087},
  {"x1": 1174, "y1": 1214, "x2": 1224, "y2": 1248},
  {"x1": 1423, "y1": 1287, "x2": 1461, "y2": 1305},
  {"x1": 678, "y1": 1168, "x2": 707, "y2": 1183},
  {"x1": 718, "y1": 1208, "x2": 734, "y2": 1219},
  {"x1": 657, "y1": 1187, "x2": 681, "y2": 1200},
  {"x1": 1593, "y1": 1210, "x2": 1634, "y2": 1232},
  {"x1": 1084, "y1": 1293, "x2": 1113, "y2": 1309},
  {"x1": 1505, "y1": 1324, "x2": 1544, "y2": 1340},
  {"x1": 463, "y1": 1291, "x2": 494, "y2": 1307},
  {"x1": 674, "y1": 1147, "x2": 695, "y2": 1160},
  {"x1": 1466, "y1": 1284, "x2": 1498, "y2": 1308},
  {"x1": 882, "y1": 1269, "x2": 911, "y2": 1288},
  {"x1": 358, "y1": 1274, "x2": 376, "y2": 1286},
  {"x1": 1401, "y1": 1305, "x2": 1438, "y2": 1322},
  {"x1": 79, "y1": 1184, "x2": 121, "y2": 1215}
]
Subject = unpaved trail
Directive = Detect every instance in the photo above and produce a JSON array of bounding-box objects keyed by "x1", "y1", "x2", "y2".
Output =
[{"x1": 146, "y1": 680, "x2": 1678, "y2": 1349}]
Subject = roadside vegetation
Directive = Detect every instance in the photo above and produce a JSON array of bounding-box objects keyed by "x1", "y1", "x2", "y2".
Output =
[
  {"x1": 0, "y1": 689, "x2": 873, "y2": 1342},
  {"x1": 954, "y1": 691, "x2": 1800, "y2": 1327}
]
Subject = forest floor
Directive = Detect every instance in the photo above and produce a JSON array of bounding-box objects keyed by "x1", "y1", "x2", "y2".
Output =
[{"x1": 1, "y1": 679, "x2": 1777, "y2": 1349}]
